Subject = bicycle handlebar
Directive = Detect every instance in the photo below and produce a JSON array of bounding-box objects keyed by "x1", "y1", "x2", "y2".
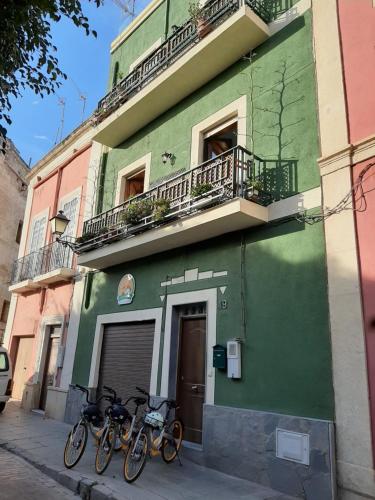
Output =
[
  {"x1": 136, "y1": 387, "x2": 177, "y2": 412},
  {"x1": 73, "y1": 384, "x2": 118, "y2": 406}
]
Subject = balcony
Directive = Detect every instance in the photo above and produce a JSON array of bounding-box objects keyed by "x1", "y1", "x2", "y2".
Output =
[
  {"x1": 9, "y1": 241, "x2": 76, "y2": 294},
  {"x1": 77, "y1": 146, "x2": 273, "y2": 269},
  {"x1": 92, "y1": 0, "x2": 270, "y2": 148}
]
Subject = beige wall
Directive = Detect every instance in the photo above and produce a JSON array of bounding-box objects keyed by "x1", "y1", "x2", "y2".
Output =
[{"x1": 0, "y1": 141, "x2": 28, "y2": 342}]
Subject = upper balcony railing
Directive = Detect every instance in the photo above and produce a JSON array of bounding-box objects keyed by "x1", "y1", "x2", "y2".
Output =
[
  {"x1": 77, "y1": 146, "x2": 274, "y2": 254},
  {"x1": 94, "y1": 0, "x2": 271, "y2": 123},
  {"x1": 11, "y1": 240, "x2": 75, "y2": 286}
]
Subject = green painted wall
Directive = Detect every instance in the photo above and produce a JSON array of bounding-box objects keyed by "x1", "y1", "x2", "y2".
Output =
[
  {"x1": 72, "y1": 3, "x2": 334, "y2": 422},
  {"x1": 108, "y1": 0, "x2": 301, "y2": 88},
  {"x1": 102, "y1": 11, "x2": 319, "y2": 212},
  {"x1": 73, "y1": 220, "x2": 333, "y2": 420}
]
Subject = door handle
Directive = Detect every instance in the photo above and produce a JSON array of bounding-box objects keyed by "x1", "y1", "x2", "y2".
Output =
[{"x1": 191, "y1": 385, "x2": 198, "y2": 391}]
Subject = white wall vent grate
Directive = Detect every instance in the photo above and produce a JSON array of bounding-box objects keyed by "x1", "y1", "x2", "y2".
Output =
[{"x1": 276, "y1": 428, "x2": 310, "y2": 466}]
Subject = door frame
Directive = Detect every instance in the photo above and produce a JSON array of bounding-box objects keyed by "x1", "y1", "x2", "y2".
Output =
[
  {"x1": 88, "y1": 308, "x2": 163, "y2": 394},
  {"x1": 160, "y1": 288, "x2": 217, "y2": 404},
  {"x1": 33, "y1": 315, "x2": 64, "y2": 386}
]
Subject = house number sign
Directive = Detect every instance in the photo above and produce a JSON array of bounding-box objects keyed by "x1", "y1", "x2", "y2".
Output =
[{"x1": 117, "y1": 274, "x2": 135, "y2": 305}]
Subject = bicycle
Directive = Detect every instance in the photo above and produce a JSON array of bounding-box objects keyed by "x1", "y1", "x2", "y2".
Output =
[
  {"x1": 123, "y1": 387, "x2": 183, "y2": 483},
  {"x1": 95, "y1": 386, "x2": 146, "y2": 474},
  {"x1": 63, "y1": 384, "x2": 116, "y2": 469}
]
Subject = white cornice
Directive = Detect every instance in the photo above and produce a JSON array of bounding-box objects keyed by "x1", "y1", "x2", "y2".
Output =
[{"x1": 318, "y1": 133, "x2": 375, "y2": 175}]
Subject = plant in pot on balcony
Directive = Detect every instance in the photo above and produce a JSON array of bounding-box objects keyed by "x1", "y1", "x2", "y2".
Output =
[
  {"x1": 122, "y1": 199, "x2": 153, "y2": 226},
  {"x1": 191, "y1": 182, "x2": 213, "y2": 198},
  {"x1": 188, "y1": 1, "x2": 212, "y2": 39},
  {"x1": 153, "y1": 198, "x2": 171, "y2": 223},
  {"x1": 75, "y1": 232, "x2": 95, "y2": 245},
  {"x1": 245, "y1": 178, "x2": 264, "y2": 201}
]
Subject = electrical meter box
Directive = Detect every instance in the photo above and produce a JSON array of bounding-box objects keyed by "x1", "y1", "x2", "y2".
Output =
[
  {"x1": 213, "y1": 344, "x2": 227, "y2": 370},
  {"x1": 227, "y1": 340, "x2": 241, "y2": 379}
]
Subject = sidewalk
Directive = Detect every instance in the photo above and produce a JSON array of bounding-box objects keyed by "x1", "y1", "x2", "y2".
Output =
[{"x1": 0, "y1": 401, "x2": 297, "y2": 500}]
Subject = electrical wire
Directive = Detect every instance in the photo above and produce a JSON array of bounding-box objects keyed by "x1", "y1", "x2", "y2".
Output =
[{"x1": 296, "y1": 162, "x2": 375, "y2": 225}]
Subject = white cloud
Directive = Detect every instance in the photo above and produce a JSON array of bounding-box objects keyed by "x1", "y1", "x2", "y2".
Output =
[{"x1": 33, "y1": 135, "x2": 49, "y2": 141}]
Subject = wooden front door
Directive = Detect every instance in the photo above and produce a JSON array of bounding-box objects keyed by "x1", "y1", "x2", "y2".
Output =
[
  {"x1": 176, "y1": 317, "x2": 206, "y2": 444},
  {"x1": 39, "y1": 328, "x2": 60, "y2": 410},
  {"x1": 12, "y1": 337, "x2": 34, "y2": 400}
]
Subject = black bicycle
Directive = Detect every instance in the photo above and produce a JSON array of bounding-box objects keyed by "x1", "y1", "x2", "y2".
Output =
[
  {"x1": 95, "y1": 386, "x2": 146, "y2": 474},
  {"x1": 63, "y1": 384, "x2": 117, "y2": 469},
  {"x1": 123, "y1": 387, "x2": 183, "y2": 483}
]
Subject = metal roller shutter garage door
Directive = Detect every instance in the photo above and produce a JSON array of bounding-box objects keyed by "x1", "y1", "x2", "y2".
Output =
[{"x1": 98, "y1": 321, "x2": 155, "y2": 410}]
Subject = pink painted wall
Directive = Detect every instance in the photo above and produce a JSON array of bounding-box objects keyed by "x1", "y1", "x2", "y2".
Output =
[
  {"x1": 338, "y1": 0, "x2": 375, "y2": 143},
  {"x1": 354, "y1": 158, "x2": 375, "y2": 457},
  {"x1": 10, "y1": 145, "x2": 91, "y2": 387}
]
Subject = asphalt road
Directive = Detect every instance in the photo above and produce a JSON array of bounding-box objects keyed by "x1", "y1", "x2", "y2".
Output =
[{"x1": 0, "y1": 448, "x2": 77, "y2": 499}]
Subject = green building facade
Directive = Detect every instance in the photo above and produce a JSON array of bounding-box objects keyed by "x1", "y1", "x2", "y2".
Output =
[{"x1": 68, "y1": 1, "x2": 335, "y2": 497}]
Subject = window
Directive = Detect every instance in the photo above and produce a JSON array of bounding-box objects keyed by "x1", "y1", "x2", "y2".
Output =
[
  {"x1": 29, "y1": 214, "x2": 47, "y2": 252},
  {"x1": 61, "y1": 196, "x2": 79, "y2": 238},
  {"x1": 203, "y1": 120, "x2": 238, "y2": 162},
  {"x1": 124, "y1": 169, "x2": 145, "y2": 200},
  {"x1": 15, "y1": 220, "x2": 23, "y2": 244},
  {"x1": 0, "y1": 352, "x2": 9, "y2": 372},
  {"x1": 115, "y1": 153, "x2": 151, "y2": 206},
  {"x1": 0, "y1": 301, "x2": 10, "y2": 323}
]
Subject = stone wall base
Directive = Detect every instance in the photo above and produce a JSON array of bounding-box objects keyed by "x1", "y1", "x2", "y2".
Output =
[
  {"x1": 21, "y1": 382, "x2": 40, "y2": 411},
  {"x1": 45, "y1": 387, "x2": 68, "y2": 421},
  {"x1": 202, "y1": 404, "x2": 336, "y2": 500},
  {"x1": 337, "y1": 460, "x2": 375, "y2": 500}
]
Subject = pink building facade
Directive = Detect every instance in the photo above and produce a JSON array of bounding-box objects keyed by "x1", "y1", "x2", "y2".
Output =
[
  {"x1": 340, "y1": 0, "x2": 375, "y2": 479},
  {"x1": 4, "y1": 122, "x2": 99, "y2": 420}
]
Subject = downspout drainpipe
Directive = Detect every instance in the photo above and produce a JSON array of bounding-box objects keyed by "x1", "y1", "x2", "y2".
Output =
[{"x1": 164, "y1": 0, "x2": 170, "y2": 40}]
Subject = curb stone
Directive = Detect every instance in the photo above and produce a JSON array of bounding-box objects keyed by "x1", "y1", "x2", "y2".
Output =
[
  {"x1": 91, "y1": 484, "x2": 119, "y2": 500},
  {"x1": 0, "y1": 442, "x2": 111, "y2": 499}
]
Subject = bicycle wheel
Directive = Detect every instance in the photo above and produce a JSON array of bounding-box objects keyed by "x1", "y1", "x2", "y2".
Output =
[
  {"x1": 123, "y1": 431, "x2": 148, "y2": 483},
  {"x1": 161, "y1": 419, "x2": 183, "y2": 464},
  {"x1": 64, "y1": 421, "x2": 88, "y2": 469},
  {"x1": 95, "y1": 425, "x2": 116, "y2": 474}
]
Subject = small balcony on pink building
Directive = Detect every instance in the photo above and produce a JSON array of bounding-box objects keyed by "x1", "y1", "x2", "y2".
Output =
[{"x1": 9, "y1": 240, "x2": 76, "y2": 294}]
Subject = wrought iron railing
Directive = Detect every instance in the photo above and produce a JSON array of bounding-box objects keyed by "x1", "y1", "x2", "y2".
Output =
[
  {"x1": 78, "y1": 146, "x2": 273, "y2": 253},
  {"x1": 95, "y1": 0, "x2": 271, "y2": 122},
  {"x1": 11, "y1": 240, "x2": 75, "y2": 285}
]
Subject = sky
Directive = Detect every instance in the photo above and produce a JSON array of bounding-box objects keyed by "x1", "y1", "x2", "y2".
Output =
[{"x1": 7, "y1": 0, "x2": 149, "y2": 167}]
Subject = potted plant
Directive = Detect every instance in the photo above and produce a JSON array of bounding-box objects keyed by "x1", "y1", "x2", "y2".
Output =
[
  {"x1": 122, "y1": 199, "x2": 153, "y2": 226},
  {"x1": 75, "y1": 232, "x2": 95, "y2": 245},
  {"x1": 188, "y1": 1, "x2": 212, "y2": 39},
  {"x1": 153, "y1": 198, "x2": 171, "y2": 222},
  {"x1": 245, "y1": 178, "x2": 264, "y2": 201},
  {"x1": 191, "y1": 182, "x2": 213, "y2": 198}
]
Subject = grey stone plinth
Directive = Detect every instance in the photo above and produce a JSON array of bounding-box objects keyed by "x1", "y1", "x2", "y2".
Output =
[{"x1": 202, "y1": 404, "x2": 335, "y2": 500}]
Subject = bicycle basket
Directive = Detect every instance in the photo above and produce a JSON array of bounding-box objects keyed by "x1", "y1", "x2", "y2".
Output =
[
  {"x1": 82, "y1": 404, "x2": 102, "y2": 425},
  {"x1": 144, "y1": 411, "x2": 164, "y2": 430}
]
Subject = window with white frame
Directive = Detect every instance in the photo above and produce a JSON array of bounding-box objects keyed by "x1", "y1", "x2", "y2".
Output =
[
  {"x1": 29, "y1": 214, "x2": 47, "y2": 252},
  {"x1": 61, "y1": 196, "x2": 79, "y2": 239}
]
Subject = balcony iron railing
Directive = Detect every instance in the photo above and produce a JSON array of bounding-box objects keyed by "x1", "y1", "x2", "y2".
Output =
[
  {"x1": 11, "y1": 239, "x2": 75, "y2": 286},
  {"x1": 95, "y1": 0, "x2": 271, "y2": 123},
  {"x1": 78, "y1": 146, "x2": 273, "y2": 254}
]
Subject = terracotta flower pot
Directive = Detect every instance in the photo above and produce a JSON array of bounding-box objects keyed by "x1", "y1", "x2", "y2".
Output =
[{"x1": 197, "y1": 18, "x2": 212, "y2": 39}]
